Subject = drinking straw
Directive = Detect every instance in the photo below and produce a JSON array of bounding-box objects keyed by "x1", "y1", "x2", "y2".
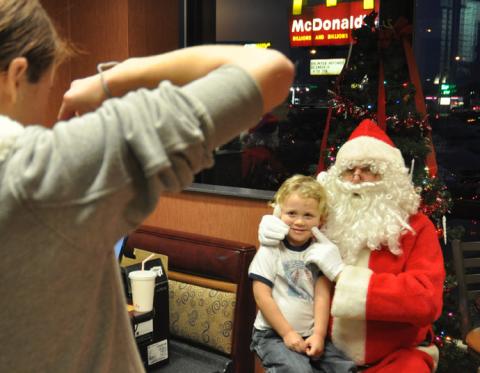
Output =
[{"x1": 141, "y1": 253, "x2": 155, "y2": 271}]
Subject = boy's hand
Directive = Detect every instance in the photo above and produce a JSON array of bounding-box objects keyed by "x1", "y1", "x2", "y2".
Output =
[
  {"x1": 305, "y1": 334, "x2": 325, "y2": 359},
  {"x1": 283, "y1": 330, "x2": 307, "y2": 354},
  {"x1": 258, "y1": 215, "x2": 289, "y2": 247}
]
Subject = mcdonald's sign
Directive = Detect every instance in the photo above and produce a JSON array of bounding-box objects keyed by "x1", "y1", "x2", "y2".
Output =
[{"x1": 289, "y1": 0, "x2": 380, "y2": 47}]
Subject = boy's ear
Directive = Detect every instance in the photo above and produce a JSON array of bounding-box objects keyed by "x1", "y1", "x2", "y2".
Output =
[{"x1": 2, "y1": 57, "x2": 28, "y2": 104}]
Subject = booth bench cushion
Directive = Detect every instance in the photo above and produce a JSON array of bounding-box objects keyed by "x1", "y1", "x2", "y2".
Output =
[{"x1": 169, "y1": 280, "x2": 236, "y2": 354}]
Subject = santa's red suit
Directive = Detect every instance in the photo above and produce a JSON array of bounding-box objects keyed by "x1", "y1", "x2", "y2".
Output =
[{"x1": 330, "y1": 212, "x2": 445, "y2": 372}]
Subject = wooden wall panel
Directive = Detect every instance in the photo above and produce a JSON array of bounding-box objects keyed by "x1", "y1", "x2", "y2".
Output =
[
  {"x1": 68, "y1": 0, "x2": 130, "y2": 80},
  {"x1": 39, "y1": 0, "x2": 72, "y2": 126},
  {"x1": 128, "y1": 0, "x2": 180, "y2": 56},
  {"x1": 41, "y1": 0, "x2": 183, "y2": 125},
  {"x1": 143, "y1": 192, "x2": 271, "y2": 247}
]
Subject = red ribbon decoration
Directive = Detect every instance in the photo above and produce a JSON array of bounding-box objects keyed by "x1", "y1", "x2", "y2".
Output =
[
  {"x1": 380, "y1": 18, "x2": 438, "y2": 176},
  {"x1": 402, "y1": 34, "x2": 438, "y2": 176},
  {"x1": 316, "y1": 106, "x2": 333, "y2": 173}
]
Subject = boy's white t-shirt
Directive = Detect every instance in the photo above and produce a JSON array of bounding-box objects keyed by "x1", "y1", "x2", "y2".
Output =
[{"x1": 248, "y1": 239, "x2": 322, "y2": 337}]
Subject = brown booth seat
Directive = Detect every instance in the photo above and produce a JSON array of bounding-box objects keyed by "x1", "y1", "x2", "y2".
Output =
[{"x1": 124, "y1": 225, "x2": 257, "y2": 373}]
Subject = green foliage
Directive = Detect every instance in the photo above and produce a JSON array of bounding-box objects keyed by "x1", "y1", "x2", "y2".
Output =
[
  {"x1": 436, "y1": 341, "x2": 477, "y2": 373},
  {"x1": 434, "y1": 253, "x2": 480, "y2": 372}
]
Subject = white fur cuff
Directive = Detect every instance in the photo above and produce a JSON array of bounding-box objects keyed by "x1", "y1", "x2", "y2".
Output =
[{"x1": 332, "y1": 265, "x2": 372, "y2": 319}]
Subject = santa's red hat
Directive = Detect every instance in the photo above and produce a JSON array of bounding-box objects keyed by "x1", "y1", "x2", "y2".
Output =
[{"x1": 335, "y1": 119, "x2": 405, "y2": 168}]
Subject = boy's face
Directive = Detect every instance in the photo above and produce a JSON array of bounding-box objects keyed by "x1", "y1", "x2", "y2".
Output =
[{"x1": 280, "y1": 192, "x2": 321, "y2": 246}]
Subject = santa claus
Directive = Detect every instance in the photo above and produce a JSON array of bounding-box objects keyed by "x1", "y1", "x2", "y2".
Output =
[{"x1": 259, "y1": 119, "x2": 445, "y2": 372}]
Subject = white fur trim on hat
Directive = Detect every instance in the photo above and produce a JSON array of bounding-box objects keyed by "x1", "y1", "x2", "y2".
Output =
[{"x1": 336, "y1": 135, "x2": 405, "y2": 168}]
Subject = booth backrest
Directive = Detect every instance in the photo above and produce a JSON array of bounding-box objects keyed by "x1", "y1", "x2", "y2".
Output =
[{"x1": 124, "y1": 225, "x2": 257, "y2": 373}]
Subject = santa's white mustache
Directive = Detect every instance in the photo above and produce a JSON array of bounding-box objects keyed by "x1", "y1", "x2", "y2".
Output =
[{"x1": 334, "y1": 179, "x2": 387, "y2": 197}]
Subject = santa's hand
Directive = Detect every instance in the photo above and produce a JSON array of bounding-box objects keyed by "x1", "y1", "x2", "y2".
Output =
[
  {"x1": 311, "y1": 227, "x2": 333, "y2": 244},
  {"x1": 258, "y1": 215, "x2": 289, "y2": 247},
  {"x1": 306, "y1": 228, "x2": 345, "y2": 281}
]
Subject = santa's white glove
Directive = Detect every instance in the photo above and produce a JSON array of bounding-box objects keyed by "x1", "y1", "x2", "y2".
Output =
[
  {"x1": 258, "y1": 215, "x2": 289, "y2": 247},
  {"x1": 305, "y1": 227, "x2": 345, "y2": 282}
]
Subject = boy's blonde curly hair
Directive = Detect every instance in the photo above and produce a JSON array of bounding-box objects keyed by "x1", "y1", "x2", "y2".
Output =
[{"x1": 271, "y1": 174, "x2": 328, "y2": 220}]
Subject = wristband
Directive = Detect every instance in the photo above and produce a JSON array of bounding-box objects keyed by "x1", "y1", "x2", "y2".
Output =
[{"x1": 96, "y1": 61, "x2": 119, "y2": 98}]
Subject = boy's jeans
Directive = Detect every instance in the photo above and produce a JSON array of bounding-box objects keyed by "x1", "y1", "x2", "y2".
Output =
[{"x1": 251, "y1": 328, "x2": 357, "y2": 373}]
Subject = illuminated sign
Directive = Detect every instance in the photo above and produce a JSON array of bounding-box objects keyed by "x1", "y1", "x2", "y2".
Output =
[
  {"x1": 292, "y1": 0, "x2": 303, "y2": 15},
  {"x1": 244, "y1": 42, "x2": 272, "y2": 49},
  {"x1": 440, "y1": 83, "x2": 456, "y2": 96},
  {"x1": 310, "y1": 58, "x2": 346, "y2": 75},
  {"x1": 439, "y1": 97, "x2": 451, "y2": 106},
  {"x1": 290, "y1": 0, "x2": 380, "y2": 47}
]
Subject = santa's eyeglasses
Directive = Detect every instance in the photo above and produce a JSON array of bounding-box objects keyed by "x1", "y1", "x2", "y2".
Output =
[{"x1": 341, "y1": 165, "x2": 380, "y2": 179}]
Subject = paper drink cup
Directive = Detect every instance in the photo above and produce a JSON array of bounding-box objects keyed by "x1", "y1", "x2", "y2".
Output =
[{"x1": 129, "y1": 270, "x2": 156, "y2": 312}]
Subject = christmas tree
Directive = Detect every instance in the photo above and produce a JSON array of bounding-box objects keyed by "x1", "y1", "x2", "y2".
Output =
[{"x1": 318, "y1": 11, "x2": 475, "y2": 372}]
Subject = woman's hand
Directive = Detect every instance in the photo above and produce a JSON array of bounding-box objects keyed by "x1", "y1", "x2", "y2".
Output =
[{"x1": 58, "y1": 74, "x2": 108, "y2": 120}]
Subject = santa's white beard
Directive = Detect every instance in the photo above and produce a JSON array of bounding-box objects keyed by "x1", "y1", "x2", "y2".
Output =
[{"x1": 322, "y1": 166, "x2": 420, "y2": 264}]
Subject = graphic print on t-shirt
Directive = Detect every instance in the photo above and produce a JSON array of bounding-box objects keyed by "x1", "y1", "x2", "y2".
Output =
[{"x1": 283, "y1": 260, "x2": 314, "y2": 301}]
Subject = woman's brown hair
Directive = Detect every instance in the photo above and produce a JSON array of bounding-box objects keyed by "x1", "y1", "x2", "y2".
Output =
[{"x1": 0, "y1": 0, "x2": 71, "y2": 83}]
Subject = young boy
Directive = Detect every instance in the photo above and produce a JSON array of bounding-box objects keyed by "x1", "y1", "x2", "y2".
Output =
[{"x1": 249, "y1": 175, "x2": 356, "y2": 372}]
